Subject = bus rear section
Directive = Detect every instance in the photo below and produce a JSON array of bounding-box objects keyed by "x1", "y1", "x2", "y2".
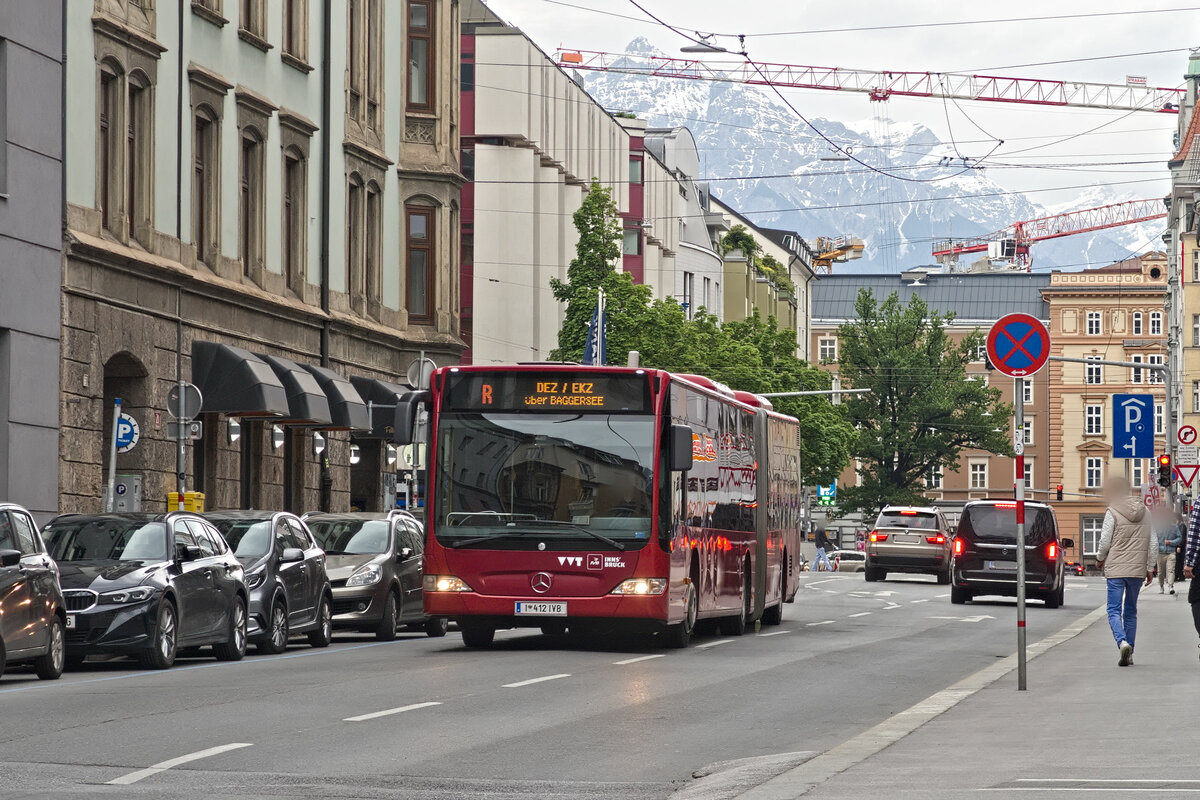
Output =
[{"x1": 411, "y1": 366, "x2": 802, "y2": 648}]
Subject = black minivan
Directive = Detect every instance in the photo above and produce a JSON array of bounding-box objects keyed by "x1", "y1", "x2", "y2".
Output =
[{"x1": 950, "y1": 499, "x2": 1072, "y2": 608}]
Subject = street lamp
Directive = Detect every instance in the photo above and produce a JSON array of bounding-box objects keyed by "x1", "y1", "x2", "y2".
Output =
[
  {"x1": 349, "y1": 444, "x2": 361, "y2": 465},
  {"x1": 312, "y1": 431, "x2": 326, "y2": 456},
  {"x1": 227, "y1": 418, "x2": 241, "y2": 444},
  {"x1": 680, "y1": 37, "x2": 727, "y2": 54}
]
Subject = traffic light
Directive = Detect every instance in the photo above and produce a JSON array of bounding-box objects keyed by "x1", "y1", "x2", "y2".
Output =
[
  {"x1": 1056, "y1": 484, "x2": 1063, "y2": 501},
  {"x1": 1158, "y1": 454, "x2": 1173, "y2": 487}
]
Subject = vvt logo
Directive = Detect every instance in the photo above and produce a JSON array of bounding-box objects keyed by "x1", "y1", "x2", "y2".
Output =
[{"x1": 557, "y1": 556, "x2": 582, "y2": 567}]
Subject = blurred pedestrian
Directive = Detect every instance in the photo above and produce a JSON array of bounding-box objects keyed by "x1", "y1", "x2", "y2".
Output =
[
  {"x1": 812, "y1": 524, "x2": 833, "y2": 573},
  {"x1": 1096, "y1": 478, "x2": 1155, "y2": 667},
  {"x1": 1154, "y1": 504, "x2": 1183, "y2": 595},
  {"x1": 1180, "y1": 504, "x2": 1200, "y2": 660}
]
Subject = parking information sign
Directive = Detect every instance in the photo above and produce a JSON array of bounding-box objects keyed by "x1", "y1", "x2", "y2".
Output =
[
  {"x1": 986, "y1": 313, "x2": 1050, "y2": 378},
  {"x1": 1112, "y1": 394, "x2": 1155, "y2": 459},
  {"x1": 115, "y1": 413, "x2": 140, "y2": 454}
]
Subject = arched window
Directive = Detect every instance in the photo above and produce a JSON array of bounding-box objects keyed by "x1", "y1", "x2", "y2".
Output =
[
  {"x1": 127, "y1": 70, "x2": 152, "y2": 243},
  {"x1": 193, "y1": 104, "x2": 219, "y2": 264}
]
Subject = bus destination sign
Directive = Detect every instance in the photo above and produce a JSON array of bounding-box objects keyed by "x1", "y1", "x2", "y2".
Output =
[{"x1": 445, "y1": 372, "x2": 650, "y2": 413}]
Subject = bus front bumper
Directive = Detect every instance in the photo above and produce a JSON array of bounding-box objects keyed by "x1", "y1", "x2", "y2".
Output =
[{"x1": 425, "y1": 591, "x2": 669, "y2": 624}]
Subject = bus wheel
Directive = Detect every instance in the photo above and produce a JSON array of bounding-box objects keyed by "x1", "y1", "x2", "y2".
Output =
[
  {"x1": 719, "y1": 571, "x2": 750, "y2": 636},
  {"x1": 460, "y1": 622, "x2": 495, "y2": 648},
  {"x1": 664, "y1": 580, "x2": 697, "y2": 648}
]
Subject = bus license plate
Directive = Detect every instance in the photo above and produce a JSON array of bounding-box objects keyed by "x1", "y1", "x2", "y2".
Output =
[
  {"x1": 65, "y1": 615, "x2": 76, "y2": 629},
  {"x1": 515, "y1": 602, "x2": 567, "y2": 617}
]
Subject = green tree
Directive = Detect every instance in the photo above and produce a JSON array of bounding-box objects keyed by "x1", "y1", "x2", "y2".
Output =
[
  {"x1": 550, "y1": 180, "x2": 646, "y2": 362},
  {"x1": 836, "y1": 289, "x2": 1011, "y2": 516}
]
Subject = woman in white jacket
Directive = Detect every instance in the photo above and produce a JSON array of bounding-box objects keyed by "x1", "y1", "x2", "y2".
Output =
[{"x1": 1096, "y1": 478, "x2": 1156, "y2": 667}]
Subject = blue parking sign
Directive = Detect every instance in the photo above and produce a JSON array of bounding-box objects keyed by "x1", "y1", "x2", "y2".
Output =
[{"x1": 1113, "y1": 394, "x2": 1154, "y2": 459}]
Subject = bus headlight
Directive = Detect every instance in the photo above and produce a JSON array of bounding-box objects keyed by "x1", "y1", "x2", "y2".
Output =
[
  {"x1": 610, "y1": 578, "x2": 667, "y2": 596},
  {"x1": 424, "y1": 575, "x2": 473, "y2": 592}
]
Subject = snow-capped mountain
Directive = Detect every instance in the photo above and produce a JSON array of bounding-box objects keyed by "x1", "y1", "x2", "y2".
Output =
[{"x1": 581, "y1": 38, "x2": 1165, "y2": 273}]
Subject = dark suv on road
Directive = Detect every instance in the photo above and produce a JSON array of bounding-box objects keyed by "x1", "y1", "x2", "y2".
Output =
[
  {"x1": 950, "y1": 500, "x2": 1071, "y2": 608},
  {"x1": 206, "y1": 511, "x2": 333, "y2": 654},
  {"x1": 0, "y1": 503, "x2": 66, "y2": 680},
  {"x1": 303, "y1": 511, "x2": 446, "y2": 639},
  {"x1": 42, "y1": 513, "x2": 249, "y2": 669}
]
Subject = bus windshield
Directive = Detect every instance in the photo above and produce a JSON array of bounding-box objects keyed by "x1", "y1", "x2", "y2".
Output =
[{"x1": 433, "y1": 413, "x2": 655, "y2": 548}]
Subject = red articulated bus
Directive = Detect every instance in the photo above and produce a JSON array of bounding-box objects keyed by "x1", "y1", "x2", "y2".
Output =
[{"x1": 394, "y1": 364, "x2": 803, "y2": 648}]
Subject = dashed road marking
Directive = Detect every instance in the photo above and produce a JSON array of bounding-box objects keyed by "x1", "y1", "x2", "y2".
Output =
[
  {"x1": 344, "y1": 701, "x2": 442, "y2": 722},
  {"x1": 935, "y1": 593, "x2": 951, "y2": 598},
  {"x1": 613, "y1": 654, "x2": 666, "y2": 665},
  {"x1": 910, "y1": 599, "x2": 930, "y2": 604},
  {"x1": 758, "y1": 630, "x2": 791, "y2": 637},
  {"x1": 106, "y1": 743, "x2": 254, "y2": 785},
  {"x1": 696, "y1": 639, "x2": 735, "y2": 649},
  {"x1": 503, "y1": 674, "x2": 571, "y2": 688},
  {"x1": 806, "y1": 620, "x2": 834, "y2": 627},
  {"x1": 848, "y1": 612, "x2": 872, "y2": 618}
]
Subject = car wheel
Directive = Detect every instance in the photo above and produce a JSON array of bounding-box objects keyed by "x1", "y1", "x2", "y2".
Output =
[
  {"x1": 375, "y1": 591, "x2": 399, "y2": 641},
  {"x1": 936, "y1": 565, "x2": 951, "y2": 585},
  {"x1": 719, "y1": 571, "x2": 750, "y2": 636},
  {"x1": 307, "y1": 594, "x2": 333, "y2": 648},
  {"x1": 950, "y1": 585, "x2": 971, "y2": 605},
  {"x1": 460, "y1": 621, "x2": 496, "y2": 648},
  {"x1": 34, "y1": 617, "x2": 65, "y2": 680},
  {"x1": 424, "y1": 617, "x2": 449, "y2": 638},
  {"x1": 1045, "y1": 584, "x2": 1063, "y2": 609},
  {"x1": 213, "y1": 597, "x2": 248, "y2": 662},
  {"x1": 664, "y1": 579, "x2": 698, "y2": 648},
  {"x1": 258, "y1": 600, "x2": 289, "y2": 655},
  {"x1": 139, "y1": 600, "x2": 178, "y2": 670}
]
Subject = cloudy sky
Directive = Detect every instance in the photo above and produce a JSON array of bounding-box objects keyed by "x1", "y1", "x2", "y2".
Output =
[{"x1": 484, "y1": 0, "x2": 1196, "y2": 242}]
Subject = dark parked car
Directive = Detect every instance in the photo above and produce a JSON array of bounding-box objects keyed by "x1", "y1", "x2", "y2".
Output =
[
  {"x1": 206, "y1": 511, "x2": 332, "y2": 654},
  {"x1": 303, "y1": 511, "x2": 447, "y2": 639},
  {"x1": 42, "y1": 513, "x2": 248, "y2": 669},
  {"x1": 0, "y1": 504, "x2": 66, "y2": 680},
  {"x1": 950, "y1": 500, "x2": 1072, "y2": 608}
]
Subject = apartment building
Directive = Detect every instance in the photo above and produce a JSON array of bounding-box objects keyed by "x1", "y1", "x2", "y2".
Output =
[{"x1": 61, "y1": 0, "x2": 462, "y2": 514}]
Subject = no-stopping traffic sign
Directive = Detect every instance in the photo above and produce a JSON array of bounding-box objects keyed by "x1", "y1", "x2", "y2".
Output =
[{"x1": 986, "y1": 313, "x2": 1050, "y2": 378}]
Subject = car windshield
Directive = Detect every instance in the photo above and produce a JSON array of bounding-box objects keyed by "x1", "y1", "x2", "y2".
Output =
[
  {"x1": 210, "y1": 519, "x2": 272, "y2": 558},
  {"x1": 43, "y1": 519, "x2": 169, "y2": 562},
  {"x1": 876, "y1": 511, "x2": 938, "y2": 529},
  {"x1": 433, "y1": 413, "x2": 655, "y2": 548},
  {"x1": 307, "y1": 519, "x2": 390, "y2": 555}
]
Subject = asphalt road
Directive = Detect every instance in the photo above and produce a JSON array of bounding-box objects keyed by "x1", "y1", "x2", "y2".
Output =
[{"x1": 0, "y1": 573, "x2": 1105, "y2": 799}]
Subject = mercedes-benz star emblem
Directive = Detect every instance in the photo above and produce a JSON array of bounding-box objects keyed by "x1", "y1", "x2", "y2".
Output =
[{"x1": 531, "y1": 572, "x2": 553, "y2": 594}]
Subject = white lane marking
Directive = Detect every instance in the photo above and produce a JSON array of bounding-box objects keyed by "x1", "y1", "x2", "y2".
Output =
[
  {"x1": 910, "y1": 599, "x2": 931, "y2": 604},
  {"x1": 848, "y1": 612, "x2": 872, "y2": 618},
  {"x1": 613, "y1": 654, "x2": 666, "y2": 665},
  {"x1": 848, "y1": 591, "x2": 872, "y2": 597},
  {"x1": 935, "y1": 593, "x2": 951, "y2": 598},
  {"x1": 737, "y1": 605, "x2": 1107, "y2": 800},
  {"x1": 344, "y1": 701, "x2": 442, "y2": 722},
  {"x1": 758, "y1": 630, "x2": 791, "y2": 637},
  {"x1": 882, "y1": 603, "x2": 901, "y2": 610},
  {"x1": 806, "y1": 620, "x2": 834, "y2": 627},
  {"x1": 503, "y1": 673, "x2": 571, "y2": 688},
  {"x1": 106, "y1": 743, "x2": 253, "y2": 786},
  {"x1": 804, "y1": 577, "x2": 849, "y2": 587},
  {"x1": 696, "y1": 639, "x2": 734, "y2": 649}
]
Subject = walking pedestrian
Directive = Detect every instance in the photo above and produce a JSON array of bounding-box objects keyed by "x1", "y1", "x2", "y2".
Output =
[
  {"x1": 1154, "y1": 504, "x2": 1183, "y2": 595},
  {"x1": 1179, "y1": 504, "x2": 1200, "y2": 659},
  {"x1": 812, "y1": 524, "x2": 833, "y2": 573},
  {"x1": 1096, "y1": 478, "x2": 1155, "y2": 667}
]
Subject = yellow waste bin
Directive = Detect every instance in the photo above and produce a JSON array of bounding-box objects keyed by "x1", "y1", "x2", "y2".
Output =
[{"x1": 167, "y1": 491, "x2": 206, "y2": 512}]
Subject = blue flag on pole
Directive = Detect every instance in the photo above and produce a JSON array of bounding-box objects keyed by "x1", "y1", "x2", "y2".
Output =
[{"x1": 582, "y1": 291, "x2": 606, "y2": 366}]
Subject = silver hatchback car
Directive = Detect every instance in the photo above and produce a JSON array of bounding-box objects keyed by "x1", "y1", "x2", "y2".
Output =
[{"x1": 865, "y1": 506, "x2": 952, "y2": 583}]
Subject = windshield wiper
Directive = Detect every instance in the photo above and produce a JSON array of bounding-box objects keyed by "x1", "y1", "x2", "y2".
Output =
[
  {"x1": 445, "y1": 530, "x2": 535, "y2": 548},
  {"x1": 513, "y1": 520, "x2": 626, "y2": 551}
]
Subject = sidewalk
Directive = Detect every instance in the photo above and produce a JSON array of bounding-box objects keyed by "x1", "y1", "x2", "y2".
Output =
[{"x1": 802, "y1": 586, "x2": 1198, "y2": 798}]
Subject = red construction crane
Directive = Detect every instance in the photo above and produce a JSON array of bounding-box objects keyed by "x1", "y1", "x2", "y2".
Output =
[
  {"x1": 930, "y1": 199, "x2": 1167, "y2": 268},
  {"x1": 556, "y1": 50, "x2": 1183, "y2": 114}
]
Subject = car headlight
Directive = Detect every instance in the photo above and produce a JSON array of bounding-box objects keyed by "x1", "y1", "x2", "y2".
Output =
[
  {"x1": 100, "y1": 586, "x2": 157, "y2": 604},
  {"x1": 346, "y1": 564, "x2": 383, "y2": 587},
  {"x1": 423, "y1": 575, "x2": 472, "y2": 592},
  {"x1": 245, "y1": 568, "x2": 266, "y2": 590},
  {"x1": 610, "y1": 578, "x2": 667, "y2": 596}
]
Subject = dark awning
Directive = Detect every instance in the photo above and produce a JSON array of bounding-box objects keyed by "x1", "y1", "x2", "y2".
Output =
[
  {"x1": 301, "y1": 365, "x2": 371, "y2": 431},
  {"x1": 257, "y1": 354, "x2": 333, "y2": 426},
  {"x1": 350, "y1": 376, "x2": 412, "y2": 440},
  {"x1": 192, "y1": 341, "x2": 289, "y2": 417}
]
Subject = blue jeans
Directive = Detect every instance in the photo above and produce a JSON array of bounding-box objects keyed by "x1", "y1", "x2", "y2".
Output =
[
  {"x1": 813, "y1": 547, "x2": 832, "y2": 572},
  {"x1": 1106, "y1": 577, "x2": 1143, "y2": 647}
]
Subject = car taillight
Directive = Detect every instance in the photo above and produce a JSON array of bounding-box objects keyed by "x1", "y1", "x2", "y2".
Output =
[
  {"x1": 926, "y1": 535, "x2": 946, "y2": 544},
  {"x1": 1047, "y1": 542, "x2": 1057, "y2": 560},
  {"x1": 869, "y1": 531, "x2": 887, "y2": 543},
  {"x1": 953, "y1": 538, "x2": 963, "y2": 556}
]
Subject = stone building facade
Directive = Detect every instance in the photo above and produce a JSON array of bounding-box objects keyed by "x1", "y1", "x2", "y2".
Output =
[
  {"x1": 61, "y1": 0, "x2": 462, "y2": 515},
  {"x1": 0, "y1": 3, "x2": 64, "y2": 522}
]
